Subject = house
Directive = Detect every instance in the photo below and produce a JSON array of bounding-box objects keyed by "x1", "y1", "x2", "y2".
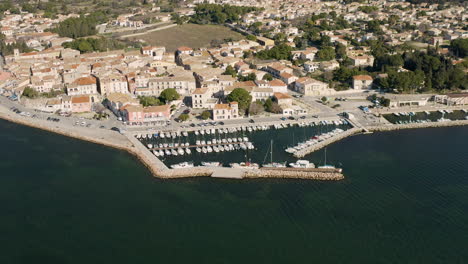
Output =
[
  {"x1": 269, "y1": 79, "x2": 288, "y2": 93},
  {"x1": 71, "y1": 95, "x2": 92, "y2": 113},
  {"x1": 98, "y1": 74, "x2": 129, "y2": 95},
  {"x1": 294, "y1": 77, "x2": 333, "y2": 96},
  {"x1": 106, "y1": 92, "x2": 139, "y2": 116},
  {"x1": 141, "y1": 46, "x2": 165, "y2": 60},
  {"x1": 122, "y1": 104, "x2": 171, "y2": 125},
  {"x1": 257, "y1": 36, "x2": 275, "y2": 46},
  {"x1": 1, "y1": 26, "x2": 13, "y2": 36},
  {"x1": 213, "y1": 102, "x2": 239, "y2": 121},
  {"x1": 191, "y1": 88, "x2": 217, "y2": 109},
  {"x1": 67, "y1": 76, "x2": 98, "y2": 96},
  {"x1": 352, "y1": 75, "x2": 373, "y2": 90},
  {"x1": 251, "y1": 87, "x2": 273, "y2": 101},
  {"x1": 274, "y1": 92, "x2": 293, "y2": 107},
  {"x1": 349, "y1": 55, "x2": 374, "y2": 67}
]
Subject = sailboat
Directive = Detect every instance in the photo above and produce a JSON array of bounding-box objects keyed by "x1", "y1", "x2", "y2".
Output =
[
  {"x1": 317, "y1": 148, "x2": 342, "y2": 172},
  {"x1": 263, "y1": 140, "x2": 286, "y2": 168}
]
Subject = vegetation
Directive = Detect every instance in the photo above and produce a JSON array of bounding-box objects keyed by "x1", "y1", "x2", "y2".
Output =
[
  {"x1": 190, "y1": 4, "x2": 260, "y2": 24},
  {"x1": 138, "y1": 96, "x2": 163, "y2": 107},
  {"x1": 238, "y1": 73, "x2": 256, "y2": 82},
  {"x1": 51, "y1": 12, "x2": 108, "y2": 38},
  {"x1": 134, "y1": 24, "x2": 244, "y2": 52},
  {"x1": 450, "y1": 38, "x2": 468, "y2": 58},
  {"x1": 21, "y1": 87, "x2": 39, "y2": 99},
  {"x1": 201, "y1": 110, "x2": 211, "y2": 120},
  {"x1": 63, "y1": 37, "x2": 127, "y2": 53},
  {"x1": 159, "y1": 88, "x2": 180, "y2": 103},
  {"x1": 226, "y1": 88, "x2": 252, "y2": 113},
  {"x1": 178, "y1": 113, "x2": 189, "y2": 122},
  {"x1": 248, "y1": 101, "x2": 264, "y2": 115},
  {"x1": 256, "y1": 44, "x2": 293, "y2": 60},
  {"x1": 316, "y1": 46, "x2": 336, "y2": 61},
  {"x1": 223, "y1": 65, "x2": 237, "y2": 77}
]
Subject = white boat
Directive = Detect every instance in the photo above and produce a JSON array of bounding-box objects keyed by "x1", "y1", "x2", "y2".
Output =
[
  {"x1": 202, "y1": 161, "x2": 222, "y2": 167},
  {"x1": 185, "y1": 148, "x2": 191, "y2": 154},
  {"x1": 165, "y1": 150, "x2": 171, "y2": 156},
  {"x1": 206, "y1": 129, "x2": 211, "y2": 135},
  {"x1": 262, "y1": 140, "x2": 286, "y2": 168},
  {"x1": 207, "y1": 146, "x2": 213, "y2": 153},
  {"x1": 160, "y1": 133, "x2": 165, "y2": 138},
  {"x1": 182, "y1": 131, "x2": 188, "y2": 137},
  {"x1": 153, "y1": 150, "x2": 159, "y2": 157},
  {"x1": 211, "y1": 128, "x2": 215, "y2": 134},
  {"x1": 195, "y1": 131, "x2": 199, "y2": 136},
  {"x1": 172, "y1": 149, "x2": 178, "y2": 156},
  {"x1": 230, "y1": 162, "x2": 259, "y2": 169},
  {"x1": 289, "y1": 160, "x2": 315, "y2": 168},
  {"x1": 202, "y1": 147, "x2": 207, "y2": 153},
  {"x1": 171, "y1": 162, "x2": 194, "y2": 169},
  {"x1": 424, "y1": 111, "x2": 430, "y2": 115},
  {"x1": 159, "y1": 150, "x2": 164, "y2": 156},
  {"x1": 200, "y1": 130, "x2": 205, "y2": 135},
  {"x1": 196, "y1": 147, "x2": 201, "y2": 153},
  {"x1": 219, "y1": 145, "x2": 225, "y2": 151},
  {"x1": 147, "y1": 144, "x2": 153, "y2": 149},
  {"x1": 213, "y1": 146, "x2": 219, "y2": 152}
]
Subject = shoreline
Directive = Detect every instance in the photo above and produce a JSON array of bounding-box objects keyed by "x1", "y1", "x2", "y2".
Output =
[{"x1": 1, "y1": 104, "x2": 467, "y2": 181}]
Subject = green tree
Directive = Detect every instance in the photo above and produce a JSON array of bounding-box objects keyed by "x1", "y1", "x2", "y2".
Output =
[
  {"x1": 138, "y1": 96, "x2": 162, "y2": 107},
  {"x1": 226, "y1": 88, "x2": 252, "y2": 112},
  {"x1": 201, "y1": 110, "x2": 211, "y2": 120},
  {"x1": 223, "y1": 65, "x2": 237, "y2": 77},
  {"x1": 22, "y1": 87, "x2": 39, "y2": 98},
  {"x1": 159, "y1": 88, "x2": 180, "y2": 103},
  {"x1": 178, "y1": 113, "x2": 189, "y2": 122},
  {"x1": 262, "y1": 73, "x2": 273, "y2": 81},
  {"x1": 246, "y1": 35, "x2": 257, "y2": 41},
  {"x1": 316, "y1": 46, "x2": 335, "y2": 61},
  {"x1": 450, "y1": 38, "x2": 468, "y2": 58},
  {"x1": 264, "y1": 98, "x2": 273, "y2": 112}
]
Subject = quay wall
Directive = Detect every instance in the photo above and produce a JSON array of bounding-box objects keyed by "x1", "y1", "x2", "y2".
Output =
[
  {"x1": 293, "y1": 127, "x2": 361, "y2": 158},
  {"x1": 244, "y1": 169, "x2": 344, "y2": 181},
  {"x1": 367, "y1": 119, "x2": 468, "y2": 132}
]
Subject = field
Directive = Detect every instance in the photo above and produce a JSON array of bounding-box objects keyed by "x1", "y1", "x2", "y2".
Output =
[{"x1": 129, "y1": 24, "x2": 245, "y2": 52}]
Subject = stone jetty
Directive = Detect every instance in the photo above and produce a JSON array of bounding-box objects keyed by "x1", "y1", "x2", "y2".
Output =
[{"x1": 244, "y1": 168, "x2": 344, "y2": 180}]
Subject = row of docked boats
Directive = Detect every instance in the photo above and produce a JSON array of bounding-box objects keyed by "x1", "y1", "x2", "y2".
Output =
[
  {"x1": 137, "y1": 130, "x2": 189, "y2": 139},
  {"x1": 152, "y1": 147, "x2": 191, "y2": 157},
  {"x1": 285, "y1": 128, "x2": 345, "y2": 154},
  {"x1": 393, "y1": 111, "x2": 417, "y2": 117},
  {"x1": 195, "y1": 142, "x2": 254, "y2": 154}
]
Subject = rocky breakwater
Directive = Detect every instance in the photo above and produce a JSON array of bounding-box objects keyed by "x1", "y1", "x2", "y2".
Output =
[
  {"x1": 244, "y1": 168, "x2": 344, "y2": 181},
  {"x1": 368, "y1": 119, "x2": 468, "y2": 132},
  {"x1": 293, "y1": 127, "x2": 361, "y2": 158}
]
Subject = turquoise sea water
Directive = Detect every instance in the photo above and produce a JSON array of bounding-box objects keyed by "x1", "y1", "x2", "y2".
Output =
[{"x1": 0, "y1": 118, "x2": 467, "y2": 263}]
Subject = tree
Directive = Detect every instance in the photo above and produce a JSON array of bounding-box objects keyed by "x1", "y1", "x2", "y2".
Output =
[
  {"x1": 223, "y1": 65, "x2": 237, "y2": 77},
  {"x1": 264, "y1": 98, "x2": 273, "y2": 112},
  {"x1": 256, "y1": 44, "x2": 293, "y2": 60},
  {"x1": 335, "y1": 43, "x2": 347, "y2": 60},
  {"x1": 138, "y1": 96, "x2": 162, "y2": 107},
  {"x1": 201, "y1": 110, "x2": 211, "y2": 120},
  {"x1": 159, "y1": 88, "x2": 180, "y2": 103},
  {"x1": 269, "y1": 102, "x2": 282, "y2": 113},
  {"x1": 22, "y1": 87, "x2": 38, "y2": 98},
  {"x1": 246, "y1": 35, "x2": 257, "y2": 41},
  {"x1": 316, "y1": 47, "x2": 335, "y2": 61},
  {"x1": 450, "y1": 38, "x2": 468, "y2": 58},
  {"x1": 238, "y1": 72, "x2": 256, "y2": 82},
  {"x1": 262, "y1": 73, "x2": 273, "y2": 81},
  {"x1": 248, "y1": 101, "x2": 264, "y2": 115},
  {"x1": 226, "y1": 88, "x2": 252, "y2": 112},
  {"x1": 321, "y1": 96, "x2": 328, "y2": 103},
  {"x1": 178, "y1": 113, "x2": 189, "y2": 122}
]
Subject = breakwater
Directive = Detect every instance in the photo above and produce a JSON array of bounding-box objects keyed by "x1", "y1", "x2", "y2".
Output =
[
  {"x1": 367, "y1": 119, "x2": 468, "y2": 132},
  {"x1": 293, "y1": 127, "x2": 361, "y2": 158},
  {"x1": 244, "y1": 168, "x2": 344, "y2": 180}
]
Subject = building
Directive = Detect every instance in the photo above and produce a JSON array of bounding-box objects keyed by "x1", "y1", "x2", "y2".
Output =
[
  {"x1": 98, "y1": 75, "x2": 129, "y2": 95},
  {"x1": 257, "y1": 37, "x2": 275, "y2": 46},
  {"x1": 294, "y1": 77, "x2": 333, "y2": 96},
  {"x1": 388, "y1": 95, "x2": 430, "y2": 108},
  {"x1": 122, "y1": 104, "x2": 171, "y2": 126},
  {"x1": 352, "y1": 75, "x2": 373, "y2": 90},
  {"x1": 434, "y1": 93, "x2": 468, "y2": 105},
  {"x1": 105, "y1": 92, "x2": 139, "y2": 116},
  {"x1": 213, "y1": 102, "x2": 239, "y2": 121},
  {"x1": 274, "y1": 92, "x2": 293, "y2": 107},
  {"x1": 67, "y1": 76, "x2": 98, "y2": 96},
  {"x1": 71, "y1": 95, "x2": 92, "y2": 113},
  {"x1": 349, "y1": 55, "x2": 375, "y2": 67},
  {"x1": 191, "y1": 88, "x2": 217, "y2": 109}
]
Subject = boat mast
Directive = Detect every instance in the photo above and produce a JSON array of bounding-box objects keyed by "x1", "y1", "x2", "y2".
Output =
[{"x1": 270, "y1": 139, "x2": 273, "y2": 164}]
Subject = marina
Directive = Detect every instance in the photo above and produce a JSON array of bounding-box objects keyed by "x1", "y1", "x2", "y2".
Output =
[
  {"x1": 384, "y1": 110, "x2": 468, "y2": 124},
  {"x1": 136, "y1": 118, "x2": 351, "y2": 169}
]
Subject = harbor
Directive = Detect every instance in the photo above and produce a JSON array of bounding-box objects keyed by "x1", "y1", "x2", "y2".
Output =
[{"x1": 1, "y1": 96, "x2": 468, "y2": 181}]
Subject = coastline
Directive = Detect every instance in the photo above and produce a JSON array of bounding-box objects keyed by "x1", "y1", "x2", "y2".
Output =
[{"x1": 1, "y1": 103, "x2": 467, "y2": 181}]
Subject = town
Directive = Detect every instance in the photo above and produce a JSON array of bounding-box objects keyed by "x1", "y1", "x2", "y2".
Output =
[{"x1": 0, "y1": 0, "x2": 467, "y2": 178}]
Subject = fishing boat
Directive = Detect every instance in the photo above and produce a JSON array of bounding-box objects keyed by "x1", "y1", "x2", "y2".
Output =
[
  {"x1": 170, "y1": 162, "x2": 194, "y2": 169},
  {"x1": 201, "y1": 161, "x2": 222, "y2": 167}
]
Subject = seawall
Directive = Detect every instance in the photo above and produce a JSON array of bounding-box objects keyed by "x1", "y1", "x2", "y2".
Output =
[{"x1": 244, "y1": 168, "x2": 344, "y2": 180}]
